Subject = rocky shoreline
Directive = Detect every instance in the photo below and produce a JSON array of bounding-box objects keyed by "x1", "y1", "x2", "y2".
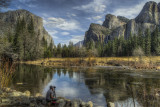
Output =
[{"x1": 0, "y1": 87, "x2": 93, "y2": 107}]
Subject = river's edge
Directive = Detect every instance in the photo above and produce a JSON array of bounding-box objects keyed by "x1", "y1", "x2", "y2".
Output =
[
  {"x1": 19, "y1": 62, "x2": 160, "y2": 73},
  {"x1": 20, "y1": 57, "x2": 160, "y2": 71},
  {"x1": 0, "y1": 87, "x2": 95, "y2": 107}
]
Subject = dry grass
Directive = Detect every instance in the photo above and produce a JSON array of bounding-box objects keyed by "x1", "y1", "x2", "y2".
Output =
[
  {"x1": 0, "y1": 61, "x2": 15, "y2": 89},
  {"x1": 22, "y1": 56, "x2": 160, "y2": 70}
]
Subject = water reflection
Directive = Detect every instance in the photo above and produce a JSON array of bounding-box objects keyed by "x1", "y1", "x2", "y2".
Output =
[{"x1": 9, "y1": 64, "x2": 160, "y2": 107}]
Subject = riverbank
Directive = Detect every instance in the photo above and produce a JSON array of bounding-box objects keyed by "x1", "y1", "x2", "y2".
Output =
[
  {"x1": 0, "y1": 87, "x2": 94, "y2": 107},
  {"x1": 22, "y1": 57, "x2": 160, "y2": 70}
]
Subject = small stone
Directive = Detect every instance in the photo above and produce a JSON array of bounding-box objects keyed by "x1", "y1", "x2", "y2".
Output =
[
  {"x1": 35, "y1": 93, "x2": 42, "y2": 97},
  {"x1": 5, "y1": 88, "x2": 11, "y2": 92},
  {"x1": 1, "y1": 98, "x2": 11, "y2": 104},
  {"x1": 9, "y1": 91, "x2": 23, "y2": 97},
  {"x1": 57, "y1": 99, "x2": 66, "y2": 107},
  {"x1": 41, "y1": 99, "x2": 46, "y2": 105},
  {"x1": 107, "y1": 102, "x2": 115, "y2": 107},
  {"x1": 71, "y1": 100, "x2": 79, "y2": 107},
  {"x1": 24, "y1": 90, "x2": 30, "y2": 97},
  {"x1": 30, "y1": 103, "x2": 35, "y2": 107},
  {"x1": 87, "y1": 101, "x2": 93, "y2": 107}
]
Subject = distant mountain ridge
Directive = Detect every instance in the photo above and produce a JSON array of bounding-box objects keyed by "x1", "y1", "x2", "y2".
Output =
[
  {"x1": 74, "y1": 40, "x2": 84, "y2": 47},
  {"x1": 83, "y1": 1, "x2": 160, "y2": 45},
  {"x1": 0, "y1": 9, "x2": 53, "y2": 45}
]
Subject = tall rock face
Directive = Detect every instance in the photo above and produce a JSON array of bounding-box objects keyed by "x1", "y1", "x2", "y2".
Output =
[
  {"x1": 74, "y1": 40, "x2": 84, "y2": 47},
  {"x1": 0, "y1": 9, "x2": 53, "y2": 44},
  {"x1": 135, "y1": 1, "x2": 159, "y2": 24},
  {"x1": 102, "y1": 14, "x2": 127, "y2": 30},
  {"x1": 84, "y1": 23, "x2": 111, "y2": 45},
  {"x1": 83, "y1": 1, "x2": 160, "y2": 44}
]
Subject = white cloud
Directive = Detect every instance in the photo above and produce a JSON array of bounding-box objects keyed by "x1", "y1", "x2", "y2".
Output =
[
  {"x1": 93, "y1": 16, "x2": 102, "y2": 20},
  {"x1": 87, "y1": 15, "x2": 103, "y2": 21},
  {"x1": 69, "y1": 35, "x2": 84, "y2": 44},
  {"x1": 1, "y1": 8, "x2": 15, "y2": 12},
  {"x1": 44, "y1": 17, "x2": 82, "y2": 31},
  {"x1": 52, "y1": 35, "x2": 59, "y2": 39},
  {"x1": 48, "y1": 30, "x2": 58, "y2": 35},
  {"x1": 61, "y1": 32, "x2": 70, "y2": 36},
  {"x1": 96, "y1": 20, "x2": 103, "y2": 24},
  {"x1": 28, "y1": 4, "x2": 37, "y2": 8},
  {"x1": 19, "y1": 0, "x2": 35, "y2": 3},
  {"x1": 67, "y1": 13, "x2": 77, "y2": 18},
  {"x1": 112, "y1": 0, "x2": 160, "y2": 19},
  {"x1": 71, "y1": 14, "x2": 76, "y2": 17},
  {"x1": 47, "y1": 30, "x2": 59, "y2": 39},
  {"x1": 73, "y1": 0, "x2": 109, "y2": 13}
]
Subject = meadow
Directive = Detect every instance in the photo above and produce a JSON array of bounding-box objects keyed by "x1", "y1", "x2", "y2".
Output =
[{"x1": 23, "y1": 56, "x2": 160, "y2": 70}]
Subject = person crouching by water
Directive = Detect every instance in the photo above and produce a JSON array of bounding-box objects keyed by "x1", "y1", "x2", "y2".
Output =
[{"x1": 46, "y1": 86, "x2": 57, "y2": 106}]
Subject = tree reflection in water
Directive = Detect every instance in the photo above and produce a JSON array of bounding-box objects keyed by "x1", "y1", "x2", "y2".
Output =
[{"x1": 9, "y1": 65, "x2": 160, "y2": 107}]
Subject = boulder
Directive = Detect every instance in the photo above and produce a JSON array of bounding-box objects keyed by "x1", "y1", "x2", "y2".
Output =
[
  {"x1": 103, "y1": 14, "x2": 127, "y2": 29},
  {"x1": 87, "y1": 101, "x2": 93, "y2": 107},
  {"x1": 80, "y1": 101, "x2": 86, "y2": 107},
  {"x1": 57, "y1": 99, "x2": 66, "y2": 107},
  {"x1": 83, "y1": 1, "x2": 160, "y2": 45},
  {"x1": 35, "y1": 93, "x2": 42, "y2": 97},
  {"x1": 24, "y1": 90, "x2": 30, "y2": 97},
  {"x1": 9, "y1": 91, "x2": 23, "y2": 97},
  {"x1": 71, "y1": 100, "x2": 79, "y2": 107},
  {"x1": 84, "y1": 23, "x2": 111, "y2": 45},
  {"x1": 107, "y1": 102, "x2": 115, "y2": 107},
  {"x1": 1, "y1": 98, "x2": 11, "y2": 105}
]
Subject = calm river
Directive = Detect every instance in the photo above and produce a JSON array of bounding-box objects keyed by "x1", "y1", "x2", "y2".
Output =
[{"x1": 9, "y1": 64, "x2": 160, "y2": 107}]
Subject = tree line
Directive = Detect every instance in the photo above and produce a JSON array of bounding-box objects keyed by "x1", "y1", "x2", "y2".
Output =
[
  {"x1": 52, "y1": 27, "x2": 160, "y2": 58},
  {"x1": 85, "y1": 28, "x2": 160, "y2": 57}
]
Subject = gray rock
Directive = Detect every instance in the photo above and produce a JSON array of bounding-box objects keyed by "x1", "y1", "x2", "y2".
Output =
[
  {"x1": 8, "y1": 91, "x2": 23, "y2": 97},
  {"x1": 1, "y1": 98, "x2": 11, "y2": 105},
  {"x1": 86, "y1": 101, "x2": 93, "y2": 107},
  {"x1": 107, "y1": 102, "x2": 115, "y2": 107},
  {"x1": 24, "y1": 90, "x2": 30, "y2": 97},
  {"x1": 0, "y1": 9, "x2": 53, "y2": 46},
  {"x1": 71, "y1": 99, "x2": 82, "y2": 107},
  {"x1": 84, "y1": 23, "x2": 111, "y2": 45},
  {"x1": 80, "y1": 101, "x2": 86, "y2": 107},
  {"x1": 83, "y1": 1, "x2": 160, "y2": 45},
  {"x1": 103, "y1": 14, "x2": 127, "y2": 29},
  {"x1": 57, "y1": 99, "x2": 66, "y2": 107}
]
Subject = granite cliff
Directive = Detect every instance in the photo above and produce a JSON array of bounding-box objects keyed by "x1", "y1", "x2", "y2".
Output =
[
  {"x1": 83, "y1": 1, "x2": 160, "y2": 45},
  {"x1": 0, "y1": 9, "x2": 53, "y2": 44}
]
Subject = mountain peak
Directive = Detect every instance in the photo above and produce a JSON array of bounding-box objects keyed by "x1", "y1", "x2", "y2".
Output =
[
  {"x1": 102, "y1": 14, "x2": 127, "y2": 29},
  {"x1": 135, "y1": 1, "x2": 159, "y2": 24}
]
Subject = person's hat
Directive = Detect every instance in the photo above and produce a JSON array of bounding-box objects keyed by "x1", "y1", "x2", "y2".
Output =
[{"x1": 50, "y1": 85, "x2": 54, "y2": 89}]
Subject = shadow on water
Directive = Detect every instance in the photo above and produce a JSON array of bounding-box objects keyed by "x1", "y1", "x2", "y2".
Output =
[{"x1": 8, "y1": 64, "x2": 160, "y2": 107}]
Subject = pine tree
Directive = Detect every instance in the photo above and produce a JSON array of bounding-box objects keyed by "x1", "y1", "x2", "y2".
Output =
[
  {"x1": 151, "y1": 26, "x2": 158, "y2": 54},
  {"x1": 28, "y1": 17, "x2": 34, "y2": 36},
  {"x1": 138, "y1": 28, "x2": 145, "y2": 51},
  {"x1": 57, "y1": 43, "x2": 62, "y2": 57},
  {"x1": 12, "y1": 18, "x2": 23, "y2": 60},
  {"x1": 145, "y1": 29, "x2": 151, "y2": 56}
]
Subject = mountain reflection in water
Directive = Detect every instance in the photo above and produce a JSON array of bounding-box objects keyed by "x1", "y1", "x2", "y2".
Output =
[{"x1": 9, "y1": 64, "x2": 160, "y2": 107}]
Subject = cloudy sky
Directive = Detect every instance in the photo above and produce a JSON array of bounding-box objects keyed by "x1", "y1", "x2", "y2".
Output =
[{"x1": 3, "y1": 0, "x2": 160, "y2": 45}]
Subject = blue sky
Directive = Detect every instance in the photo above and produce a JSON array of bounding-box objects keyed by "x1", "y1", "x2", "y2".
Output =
[{"x1": 2, "y1": 0, "x2": 160, "y2": 45}]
